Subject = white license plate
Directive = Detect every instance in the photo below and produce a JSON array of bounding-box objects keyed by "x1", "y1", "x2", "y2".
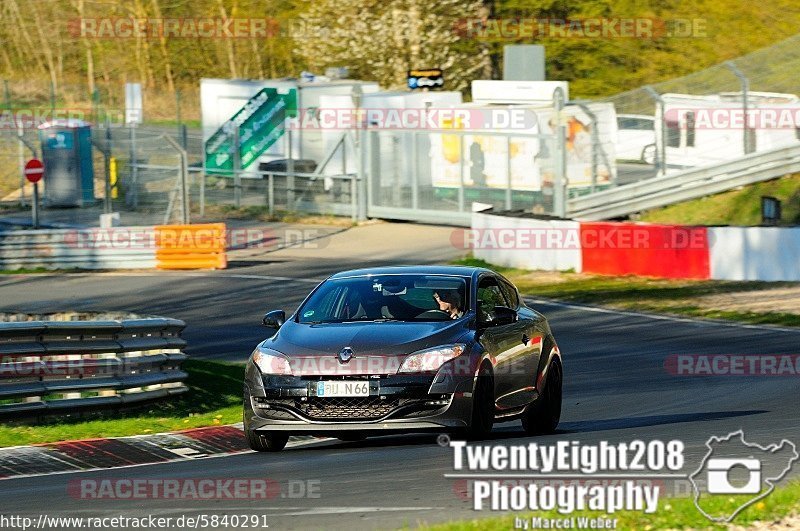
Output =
[{"x1": 316, "y1": 380, "x2": 370, "y2": 397}]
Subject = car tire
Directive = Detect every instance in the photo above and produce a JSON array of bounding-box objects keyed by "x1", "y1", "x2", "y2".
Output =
[
  {"x1": 522, "y1": 360, "x2": 562, "y2": 435},
  {"x1": 641, "y1": 144, "x2": 656, "y2": 165},
  {"x1": 246, "y1": 429, "x2": 289, "y2": 452},
  {"x1": 466, "y1": 365, "x2": 495, "y2": 440},
  {"x1": 243, "y1": 405, "x2": 290, "y2": 452}
]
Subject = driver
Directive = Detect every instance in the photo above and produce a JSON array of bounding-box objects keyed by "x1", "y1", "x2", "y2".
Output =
[{"x1": 433, "y1": 291, "x2": 464, "y2": 319}]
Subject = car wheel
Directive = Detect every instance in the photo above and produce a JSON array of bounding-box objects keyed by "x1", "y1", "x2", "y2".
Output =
[
  {"x1": 466, "y1": 365, "x2": 495, "y2": 440},
  {"x1": 522, "y1": 360, "x2": 562, "y2": 435},
  {"x1": 246, "y1": 429, "x2": 289, "y2": 452},
  {"x1": 243, "y1": 405, "x2": 290, "y2": 452},
  {"x1": 641, "y1": 144, "x2": 656, "y2": 165}
]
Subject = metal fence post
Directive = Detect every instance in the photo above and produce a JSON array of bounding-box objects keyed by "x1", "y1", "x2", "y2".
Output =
[
  {"x1": 49, "y1": 81, "x2": 56, "y2": 115},
  {"x1": 553, "y1": 87, "x2": 567, "y2": 218},
  {"x1": 104, "y1": 124, "x2": 112, "y2": 213},
  {"x1": 458, "y1": 134, "x2": 465, "y2": 212},
  {"x1": 176, "y1": 89, "x2": 182, "y2": 135},
  {"x1": 287, "y1": 129, "x2": 295, "y2": 210},
  {"x1": 129, "y1": 125, "x2": 139, "y2": 208},
  {"x1": 411, "y1": 132, "x2": 419, "y2": 210},
  {"x1": 180, "y1": 123, "x2": 188, "y2": 151},
  {"x1": 505, "y1": 136, "x2": 513, "y2": 210},
  {"x1": 725, "y1": 61, "x2": 754, "y2": 154},
  {"x1": 644, "y1": 86, "x2": 667, "y2": 177},
  {"x1": 17, "y1": 122, "x2": 26, "y2": 206},
  {"x1": 570, "y1": 101, "x2": 603, "y2": 191},
  {"x1": 268, "y1": 173, "x2": 274, "y2": 216},
  {"x1": 163, "y1": 135, "x2": 190, "y2": 224},
  {"x1": 233, "y1": 127, "x2": 242, "y2": 208},
  {"x1": 15, "y1": 128, "x2": 38, "y2": 216}
]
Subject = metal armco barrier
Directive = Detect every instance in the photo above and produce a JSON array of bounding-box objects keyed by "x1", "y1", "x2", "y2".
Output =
[
  {"x1": 568, "y1": 145, "x2": 800, "y2": 220},
  {"x1": 0, "y1": 223, "x2": 227, "y2": 270},
  {"x1": 0, "y1": 316, "x2": 188, "y2": 417}
]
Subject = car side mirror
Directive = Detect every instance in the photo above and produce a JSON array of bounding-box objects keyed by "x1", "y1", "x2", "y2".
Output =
[
  {"x1": 481, "y1": 306, "x2": 517, "y2": 327},
  {"x1": 262, "y1": 310, "x2": 286, "y2": 329}
]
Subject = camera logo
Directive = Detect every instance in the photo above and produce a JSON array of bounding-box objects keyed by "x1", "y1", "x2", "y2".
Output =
[
  {"x1": 690, "y1": 430, "x2": 798, "y2": 523},
  {"x1": 706, "y1": 457, "x2": 760, "y2": 494}
]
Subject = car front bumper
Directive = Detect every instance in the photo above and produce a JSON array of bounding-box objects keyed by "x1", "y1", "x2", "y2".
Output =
[{"x1": 243, "y1": 365, "x2": 475, "y2": 435}]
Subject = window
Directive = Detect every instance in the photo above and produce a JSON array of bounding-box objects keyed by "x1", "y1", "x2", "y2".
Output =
[
  {"x1": 297, "y1": 275, "x2": 468, "y2": 323},
  {"x1": 665, "y1": 117, "x2": 681, "y2": 147},
  {"x1": 499, "y1": 280, "x2": 519, "y2": 309},
  {"x1": 685, "y1": 111, "x2": 696, "y2": 147},
  {"x1": 477, "y1": 278, "x2": 508, "y2": 321},
  {"x1": 617, "y1": 117, "x2": 654, "y2": 131}
]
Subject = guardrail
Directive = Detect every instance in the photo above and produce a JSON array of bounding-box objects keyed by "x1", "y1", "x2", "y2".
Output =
[
  {"x1": 0, "y1": 315, "x2": 188, "y2": 417},
  {"x1": 568, "y1": 145, "x2": 800, "y2": 220},
  {"x1": 0, "y1": 223, "x2": 226, "y2": 270}
]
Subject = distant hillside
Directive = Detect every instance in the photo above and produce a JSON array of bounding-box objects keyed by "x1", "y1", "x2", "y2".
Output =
[
  {"x1": 637, "y1": 174, "x2": 800, "y2": 226},
  {"x1": 2, "y1": 0, "x2": 800, "y2": 100}
]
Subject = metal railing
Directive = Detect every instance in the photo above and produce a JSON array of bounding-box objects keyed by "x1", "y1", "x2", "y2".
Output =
[
  {"x1": 0, "y1": 227, "x2": 157, "y2": 270},
  {"x1": 568, "y1": 144, "x2": 800, "y2": 220},
  {"x1": 0, "y1": 316, "x2": 188, "y2": 416}
]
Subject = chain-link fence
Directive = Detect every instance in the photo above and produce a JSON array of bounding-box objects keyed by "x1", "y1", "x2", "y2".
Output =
[{"x1": 604, "y1": 33, "x2": 800, "y2": 177}]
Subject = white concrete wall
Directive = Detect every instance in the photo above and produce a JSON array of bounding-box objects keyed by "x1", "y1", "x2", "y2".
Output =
[
  {"x1": 709, "y1": 227, "x2": 800, "y2": 281},
  {"x1": 471, "y1": 212, "x2": 582, "y2": 272}
]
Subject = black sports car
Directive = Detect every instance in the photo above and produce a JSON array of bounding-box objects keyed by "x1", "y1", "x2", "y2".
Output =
[{"x1": 243, "y1": 265, "x2": 562, "y2": 451}]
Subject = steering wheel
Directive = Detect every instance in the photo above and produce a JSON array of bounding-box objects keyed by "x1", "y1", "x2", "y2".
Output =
[{"x1": 415, "y1": 309, "x2": 451, "y2": 320}]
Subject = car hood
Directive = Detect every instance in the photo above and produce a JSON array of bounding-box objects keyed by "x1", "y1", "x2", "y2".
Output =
[{"x1": 261, "y1": 319, "x2": 468, "y2": 375}]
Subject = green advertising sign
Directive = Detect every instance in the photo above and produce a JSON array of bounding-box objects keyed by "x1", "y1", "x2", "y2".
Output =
[{"x1": 204, "y1": 88, "x2": 297, "y2": 174}]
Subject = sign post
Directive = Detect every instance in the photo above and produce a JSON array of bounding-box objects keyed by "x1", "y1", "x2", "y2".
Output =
[{"x1": 24, "y1": 158, "x2": 44, "y2": 229}]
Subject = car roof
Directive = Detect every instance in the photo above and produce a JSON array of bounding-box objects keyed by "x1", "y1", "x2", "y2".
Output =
[{"x1": 328, "y1": 265, "x2": 491, "y2": 280}]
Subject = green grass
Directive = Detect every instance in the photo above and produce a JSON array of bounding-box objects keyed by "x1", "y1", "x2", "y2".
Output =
[
  {"x1": 453, "y1": 257, "x2": 800, "y2": 327},
  {"x1": 0, "y1": 359, "x2": 244, "y2": 447},
  {"x1": 638, "y1": 174, "x2": 800, "y2": 226},
  {"x1": 420, "y1": 481, "x2": 800, "y2": 530}
]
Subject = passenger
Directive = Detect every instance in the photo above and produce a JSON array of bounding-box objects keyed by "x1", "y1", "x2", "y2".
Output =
[{"x1": 433, "y1": 291, "x2": 464, "y2": 319}]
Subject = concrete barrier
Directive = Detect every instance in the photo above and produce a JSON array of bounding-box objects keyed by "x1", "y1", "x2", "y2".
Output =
[
  {"x1": 470, "y1": 212, "x2": 799, "y2": 282},
  {"x1": 470, "y1": 212, "x2": 582, "y2": 272},
  {"x1": 709, "y1": 227, "x2": 800, "y2": 281}
]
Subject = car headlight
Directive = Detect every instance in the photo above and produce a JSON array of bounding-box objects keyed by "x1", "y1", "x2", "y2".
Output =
[
  {"x1": 252, "y1": 346, "x2": 293, "y2": 375},
  {"x1": 398, "y1": 344, "x2": 466, "y2": 373}
]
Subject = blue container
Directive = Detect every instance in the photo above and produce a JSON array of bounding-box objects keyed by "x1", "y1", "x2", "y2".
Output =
[{"x1": 39, "y1": 120, "x2": 95, "y2": 207}]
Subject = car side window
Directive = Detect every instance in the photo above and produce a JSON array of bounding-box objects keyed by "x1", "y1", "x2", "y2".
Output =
[
  {"x1": 477, "y1": 278, "x2": 508, "y2": 321},
  {"x1": 499, "y1": 280, "x2": 519, "y2": 309}
]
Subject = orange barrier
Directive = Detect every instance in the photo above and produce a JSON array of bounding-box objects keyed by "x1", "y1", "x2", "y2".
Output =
[{"x1": 154, "y1": 223, "x2": 227, "y2": 270}]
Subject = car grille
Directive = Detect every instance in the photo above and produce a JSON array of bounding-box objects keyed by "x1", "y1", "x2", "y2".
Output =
[
  {"x1": 301, "y1": 397, "x2": 398, "y2": 420},
  {"x1": 254, "y1": 395, "x2": 451, "y2": 422}
]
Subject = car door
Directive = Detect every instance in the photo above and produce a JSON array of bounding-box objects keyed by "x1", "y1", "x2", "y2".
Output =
[
  {"x1": 498, "y1": 277, "x2": 543, "y2": 407},
  {"x1": 475, "y1": 275, "x2": 524, "y2": 411}
]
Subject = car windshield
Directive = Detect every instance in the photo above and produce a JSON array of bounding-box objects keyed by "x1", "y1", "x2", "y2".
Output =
[{"x1": 297, "y1": 275, "x2": 469, "y2": 323}]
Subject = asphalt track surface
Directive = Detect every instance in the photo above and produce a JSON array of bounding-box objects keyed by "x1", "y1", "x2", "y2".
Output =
[{"x1": 1, "y1": 224, "x2": 799, "y2": 529}]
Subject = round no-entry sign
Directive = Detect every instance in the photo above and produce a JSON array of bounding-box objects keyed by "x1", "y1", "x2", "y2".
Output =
[{"x1": 24, "y1": 158, "x2": 44, "y2": 183}]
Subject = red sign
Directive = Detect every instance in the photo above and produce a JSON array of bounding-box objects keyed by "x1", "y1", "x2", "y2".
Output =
[{"x1": 24, "y1": 158, "x2": 44, "y2": 183}]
